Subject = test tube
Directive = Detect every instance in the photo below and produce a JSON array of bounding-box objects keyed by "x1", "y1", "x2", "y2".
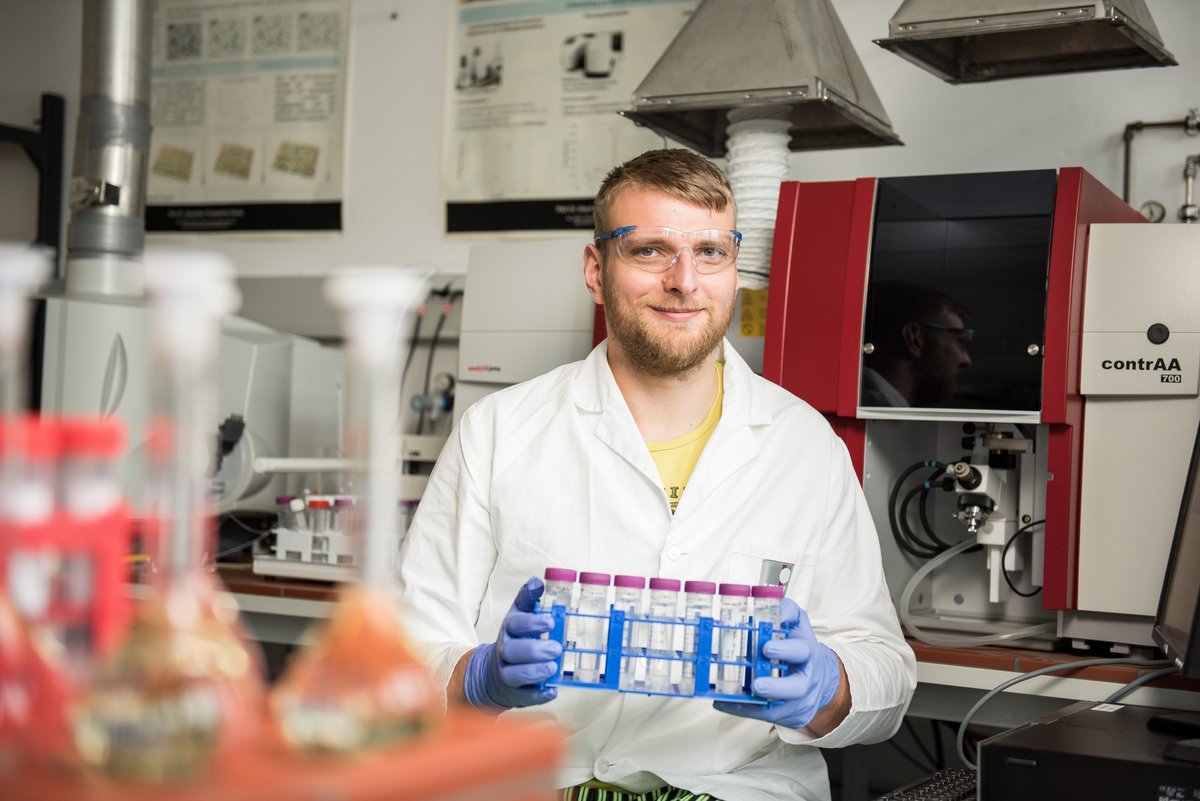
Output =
[
  {"x1": 574, "y1": 571, "x2": 610, "y2": 683},
  {"x1": 752, "y1": 585, "x2": 784, "y2": 628},
  {"x1": 275, "y1": 495, "x2": 298, "y2": 530},
  {"x1": 289, "y1": 496, "x2": 308, "y2": 532},
  {"x1": 307, "y1": 499, "x2": 331, "y2": 534},
  {"x1": 680, "y1": 580, "x2": 716, "y2": 695},
  {"x1": 613, "y1": 574, "x2": 645, "y2": 689},
  {"x1": 646, "y1": 577, "x2": 680, "y2": 693},
  {"x1": 717, "y1": 583, "x2": 751, "y2": 695},
  {"x1": 307, "y1": 499, "x2": 331, "y2": 563},
  {"x1": 752, "y1": 585, "x2": 785, "y2": 679},
  {"x1": 542, "y1": 567, "x2": 576, "y2": 610},
  {"x1": 331, "y1": 497, "x2": 353, "y2": 533},
  {"x1": 543, "y1": 567, "x2": 577, "y2": 673}
]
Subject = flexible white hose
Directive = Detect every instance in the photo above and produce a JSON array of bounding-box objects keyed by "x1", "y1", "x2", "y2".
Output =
[
  {"x1": 899, "y1": 538, "x2": 1057, "y2": 647},
  {"x1": 725, "y1": 106, "x2": 791, "y2": 290}
]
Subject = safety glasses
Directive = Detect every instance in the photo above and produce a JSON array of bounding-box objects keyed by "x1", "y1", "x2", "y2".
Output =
[{"x1": 595, "y1": 226, "x2": 741, "y2": 274}]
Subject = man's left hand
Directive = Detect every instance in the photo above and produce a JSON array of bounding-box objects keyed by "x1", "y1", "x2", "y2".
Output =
[{"x1": 713, "y1": 599, "x2": 842, "y2": 729}]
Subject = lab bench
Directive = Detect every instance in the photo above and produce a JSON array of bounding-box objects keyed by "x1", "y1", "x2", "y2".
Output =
[
  {"x1": 219, "y1": 566, "x2": 1200, "y2": 800},
  {"x1": 219, "y1": 564, "x2": 1200, "y2": 721},
  {"x1": 220, "y1": 563, "x2": 336, "y2": 646},
  {"x1": 908, "y1": 640, "x2": 1200, "y2": 728}
]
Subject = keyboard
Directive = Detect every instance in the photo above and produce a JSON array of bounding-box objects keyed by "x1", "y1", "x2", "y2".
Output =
[{"x1": 874, "y1": 767, "x2": 977, "y2": 800}]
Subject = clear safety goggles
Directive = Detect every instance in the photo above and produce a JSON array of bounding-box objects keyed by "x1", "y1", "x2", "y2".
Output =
[{"x1": 595, "y1": 225, "x2": 742, "y2": 274}]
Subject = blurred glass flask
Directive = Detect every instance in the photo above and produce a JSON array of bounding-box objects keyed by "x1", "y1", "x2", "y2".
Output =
[
  {"x1": 73, "y1": 249, "x2": 266, "y2": 782},
  {"x1": 270, "y1": 266, "x2": 441, "y2": 753}
]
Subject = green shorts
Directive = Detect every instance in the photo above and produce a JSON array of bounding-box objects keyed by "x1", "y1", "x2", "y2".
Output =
[{"x1": 561, "y1": 781, "x2": 720, "y2": 801}]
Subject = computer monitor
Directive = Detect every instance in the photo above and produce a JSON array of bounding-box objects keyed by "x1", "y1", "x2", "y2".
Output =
[{"x1": 1152, "y1": 421, "x2": 1200, "y2": 679}]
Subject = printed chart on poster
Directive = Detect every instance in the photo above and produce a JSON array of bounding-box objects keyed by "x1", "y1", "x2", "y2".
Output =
[
  {"x1": 444, "y1": 0, "x2": 699, "y2": 233},
  {"x1": 146, "y1": 0, "x2": 349, "y2": 233}
]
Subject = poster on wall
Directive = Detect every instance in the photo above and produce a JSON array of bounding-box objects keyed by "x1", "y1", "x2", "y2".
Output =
[
  {"x1": 145, "y1": 0, "x2": 350, "y2": 233},
  {"x1": 444, "y1": 0, "x2": 699, "y2": 233}
]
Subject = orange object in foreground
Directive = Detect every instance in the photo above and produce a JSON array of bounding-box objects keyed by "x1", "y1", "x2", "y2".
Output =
[
  {"x1": 271, "y1": 583, "x2": 442, "y2": 753},
  {"x1": 2, "y1": 710, "x2": 565, "y2": 801},
  {"x1": 0, "y1": 594, "x2": 74, "y2": 771}
]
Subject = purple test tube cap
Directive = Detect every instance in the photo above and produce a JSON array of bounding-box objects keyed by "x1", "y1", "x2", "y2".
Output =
[{"x1": 544, "y1": 567, "x2": 578, "y2": 582}]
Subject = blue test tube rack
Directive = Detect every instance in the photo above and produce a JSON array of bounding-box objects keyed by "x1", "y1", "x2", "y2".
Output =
[{"x1": 540, "y1": 604, "x2": 790, "y2": 704}]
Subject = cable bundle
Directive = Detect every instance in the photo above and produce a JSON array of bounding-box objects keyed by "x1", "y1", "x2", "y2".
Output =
[{"x1": 887, "y1": 460, "x2": 963, "y2": 559}]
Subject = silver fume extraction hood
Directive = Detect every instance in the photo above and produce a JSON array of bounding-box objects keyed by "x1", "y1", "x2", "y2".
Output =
[
  {"x1": 875, "y1": 0, "x2": 1176, "y2": 84},
  {"x1": 619, "y1": 0, "x2": 901, "y2": 157}
]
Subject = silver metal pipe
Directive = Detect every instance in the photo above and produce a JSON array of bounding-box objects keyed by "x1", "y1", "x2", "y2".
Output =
[
  {"x1": 66, "y1": 0, "x2": 152, "y2": 298},
  {"x1": 1181, "y1": 155, "x2": 1200, "y2": 224},
  {"x1": 1122, "y1": 117, "x2": 1188, "y2": 203},
  {"x1": 253, "y1": 457, "x2": 359, "y2": 475}
]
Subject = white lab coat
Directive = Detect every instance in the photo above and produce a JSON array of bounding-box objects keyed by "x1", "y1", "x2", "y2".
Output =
[
  {"x1": 395, "y1": 340, "x2": 916, "y2": 801},
  {"x1": 861, "y1": 366, "x2": 911, "y2": 408}
]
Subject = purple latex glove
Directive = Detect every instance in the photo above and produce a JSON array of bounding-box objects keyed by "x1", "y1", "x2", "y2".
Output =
[
  {"x1": 463, "y1": 577, "x2": 561, "y2": 712},
  {"x1": 713, "y1": 599, "x2": 842, "y2": 729}
]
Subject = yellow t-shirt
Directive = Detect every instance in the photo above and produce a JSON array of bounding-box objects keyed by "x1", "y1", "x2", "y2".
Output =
[{"x1": 649, "y1": 362, "x2": 724, "y2": 513}]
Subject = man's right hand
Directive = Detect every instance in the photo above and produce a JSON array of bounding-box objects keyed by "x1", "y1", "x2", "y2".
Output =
[{"x1": 462, "y1": 577, "x2": 562, "y2": 712}]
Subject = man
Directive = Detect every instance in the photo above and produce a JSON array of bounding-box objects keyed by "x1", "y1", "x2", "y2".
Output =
[
  {"x1": 861, "y1": 281, "x2": 974, "y2": 408},
  {"x1": 396, "y1": 149, "x2": 915, "y2": 801}
]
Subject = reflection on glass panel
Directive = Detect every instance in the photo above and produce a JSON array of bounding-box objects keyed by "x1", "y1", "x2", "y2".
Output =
[{"x1": 861, "y1": 170, "x2": 1057, "y2": 412}]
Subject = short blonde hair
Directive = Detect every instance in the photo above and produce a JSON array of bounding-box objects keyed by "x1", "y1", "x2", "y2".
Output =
[{"x1": 593, "y1": 148, "x2": 736, "y2": 236}]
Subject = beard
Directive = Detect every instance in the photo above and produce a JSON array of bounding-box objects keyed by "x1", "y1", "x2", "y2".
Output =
[
  {"x1": 601, "y1": 264, "x2": 735, "y2": 379},
  {"x1": 913, "y1": 359, "x2": 957, "y2": 407}
]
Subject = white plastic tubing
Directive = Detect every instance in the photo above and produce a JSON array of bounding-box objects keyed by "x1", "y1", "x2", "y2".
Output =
[
  {"x1": 900, "y1": 537, "x2": 1056, "y2": 648},
  {"x1": 724, "y1": 106, "x2": 791, "y2": 290}
]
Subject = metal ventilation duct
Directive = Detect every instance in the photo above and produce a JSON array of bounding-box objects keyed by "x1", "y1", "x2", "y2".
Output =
[
  {"x1": 875, "y1": 0, "x2": 1177, "y2": 84},
  {"x1": 66, "y1": 0, "x2": 152, "y2": 298},
  {"x1": 620, "y1": 0, "x2": 901, "y2": 157}
]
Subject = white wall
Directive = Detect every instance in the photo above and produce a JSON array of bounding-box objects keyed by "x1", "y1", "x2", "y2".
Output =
[{"x1": 2, "y1": 0, "x2": 1198, "y2": 283}]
